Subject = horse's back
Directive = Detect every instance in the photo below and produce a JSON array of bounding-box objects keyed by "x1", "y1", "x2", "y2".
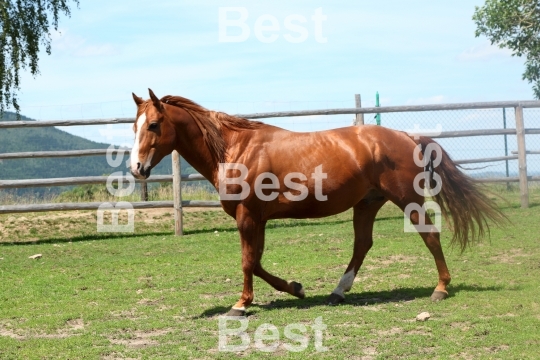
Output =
[{"x1": 228, "y1": 125, "x2": 418, "y2": 219}]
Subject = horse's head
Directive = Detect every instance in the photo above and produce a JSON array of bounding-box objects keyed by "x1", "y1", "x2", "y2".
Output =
[{"x1": 130, "y1": 89, "x2": 176, "y2": 179}]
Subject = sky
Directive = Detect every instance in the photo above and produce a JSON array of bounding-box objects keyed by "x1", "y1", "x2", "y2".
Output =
[
  {"x1": 17, "y1": 1, "x2": 529, "y2": 114},
  {"x1": 12, "y1": 0, "x2": 539, "y2": 174}
]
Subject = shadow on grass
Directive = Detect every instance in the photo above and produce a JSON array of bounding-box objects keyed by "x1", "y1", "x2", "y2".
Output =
[
  {"x1": 0, "y1": 231, "x2": 172, "y2": 246},
  {"x1": 184, "y1": 215, "x2": 403, "y2": 236},
  {"x1": 195, "y1": 283, "x2": 504, "y2": 318},
  {"x1": 1, "y1": 215, "x2": 403, "y2": 246}
]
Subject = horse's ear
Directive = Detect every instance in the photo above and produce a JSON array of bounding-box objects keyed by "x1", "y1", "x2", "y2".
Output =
[
  {"x1": 148, "y1": 88, "x2": 163, "y2": 111},
  {"x1": 132, "y1": 93, "x2": 144, "y2": 106}
]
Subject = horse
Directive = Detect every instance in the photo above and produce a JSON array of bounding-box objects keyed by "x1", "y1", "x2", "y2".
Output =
[{"x1": 129, "y1": 89, "x2": 504, "y2": 316}]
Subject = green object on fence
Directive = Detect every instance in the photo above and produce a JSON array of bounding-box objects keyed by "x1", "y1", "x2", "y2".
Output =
[
  {"x1": 503, "y1": 108, "x2": 510, "y2": 188},
  {"x1": 375, "y1": 91, "x2": 381, "y2": 125}
]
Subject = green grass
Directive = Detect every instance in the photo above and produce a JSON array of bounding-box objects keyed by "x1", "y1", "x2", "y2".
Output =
[{"x1": 0, "y1": 186, "x2": 539, "y2": 359}]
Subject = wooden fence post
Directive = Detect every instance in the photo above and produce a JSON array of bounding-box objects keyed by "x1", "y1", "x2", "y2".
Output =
[
  {"x1": 140, "y1": 181, "x2": 148, "y2": 201},
  {"x1": 515, "y1": 105, "x2": 529, "y2": 208},
  {"x1": 354, "y1": 94, "x2": 364, "y2": 126},
  {"x1": 172, "y1": 150, "x2": 183, "y2": 235}
]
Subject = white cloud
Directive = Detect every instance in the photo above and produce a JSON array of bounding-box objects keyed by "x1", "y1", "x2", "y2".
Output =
[
  {"x1": 75, "y1": 44, "x2": 117, "y2": 57},
  {"x1": 457, "y1": 43, "x2": 513, "y2": 61},
  {"x1": 50, "y1": 29, "x2": 119, "y2": 57},
  {"x1": 50, "y1": 29, "x2": 85, "y2": 50}
]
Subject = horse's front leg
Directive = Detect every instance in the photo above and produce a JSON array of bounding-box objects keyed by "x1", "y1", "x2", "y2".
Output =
[
  {"x1": 226, "y1": 206, "x2": 263, "y2": 316},
  {"x1": 227, "y1": 205, "x2": 304, "y2": 316}
]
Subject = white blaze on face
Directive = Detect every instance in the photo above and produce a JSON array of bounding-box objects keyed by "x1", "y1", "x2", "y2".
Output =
[
  {"x1": 331, "y1": 269, "x2": 355, "y2": 298},
  {"x1": 130, "y1": 113, "x2": 146, "y2": 173},
  {"x1": 144, "y1": 148, "x2": 155, "y2": 169}
]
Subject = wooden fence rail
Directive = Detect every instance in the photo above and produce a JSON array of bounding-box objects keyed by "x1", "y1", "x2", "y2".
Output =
[
  {"x1": 0, "y1": 174, "x2": 205, "y2": 189},
  {"x1": 434, "y1": 128, "x2": 540, "y2": 138},
  {"x1": 0, "y1": 200, "x2": 221, "y2": 214},
  {"x1": 479, "y1": 176, "x2": 540, "y2": 183},
  {"x1": 2, "y1": 129, "x2": 539, "y2": 160},
  {"x1": 1, "y1": 157, "x2": 527, "y2": 186},
  {"x1": 512, "y1": 150, "x2": 540, "y2": 155},
  {"x1": 454, "y1": 155, "x2": 519, "y2": 165},
  {"x1": 2, "y1": 100, "x2": 540, "y2": 129},
  {"x1": 1, "y1": 98, "x2": 540, "y2": 234},
  {"x1": 0, "y1": 148, "x2": 129, "y2": 160}
]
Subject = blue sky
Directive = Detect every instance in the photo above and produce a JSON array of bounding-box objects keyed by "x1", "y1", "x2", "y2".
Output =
[
  {"x1": 15, "y1": 0, "x2": 534, "y2": 152},
  {"x1": 18, "y1": 1, "x2": 530, "y2": 109}
]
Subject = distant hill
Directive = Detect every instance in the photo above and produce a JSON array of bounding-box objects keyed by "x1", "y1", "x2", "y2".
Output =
[{"x1": 0, "y1": 111, "x2": 195, "y2": 196}]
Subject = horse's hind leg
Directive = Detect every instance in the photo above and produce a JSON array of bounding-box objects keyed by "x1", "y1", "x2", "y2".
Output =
[
  {"x1": 327, "y1": 195, "x2": 387, "y2": 305},
  {"x1": 252, "y1": 226, "x2": 305, "y2": 300},
  {"x1": 410, "y1": 207, "x2": 451, "y2": 301},
  {"x1": 254, "y1": 264, "x2": 305, "y2": 300},
  {"x1": 388, "y1": 192, "x2": 451, "y2": 301}
]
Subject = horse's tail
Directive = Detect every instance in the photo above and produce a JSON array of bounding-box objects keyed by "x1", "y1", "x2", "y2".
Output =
[{"x1": 411, "y1": 136, "x2": 507, "y2": 251}]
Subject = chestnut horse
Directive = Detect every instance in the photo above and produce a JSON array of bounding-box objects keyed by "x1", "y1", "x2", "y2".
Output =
[{"x1": 130, "y1": 89, "x2": 503, "y2": 316}]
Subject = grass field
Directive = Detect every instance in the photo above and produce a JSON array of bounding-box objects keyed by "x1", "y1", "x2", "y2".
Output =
[{"x1": 0, "y1": 186, "x2": 539, "y2": 359}]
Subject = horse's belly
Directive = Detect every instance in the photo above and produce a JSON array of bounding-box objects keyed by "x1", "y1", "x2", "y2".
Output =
[{"x1": 269, "y1": 186, "x2": 368, "y2": 219}]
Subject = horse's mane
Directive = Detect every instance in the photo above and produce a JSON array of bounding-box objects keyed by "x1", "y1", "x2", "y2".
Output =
[{"x1": 159, "y1": 95, "x2": 265, "y2": 163}]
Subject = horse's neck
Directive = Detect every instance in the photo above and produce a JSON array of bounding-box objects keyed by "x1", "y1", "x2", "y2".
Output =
[{"x1": 171, "y1": 110, "x2": 220, "y2": 185}]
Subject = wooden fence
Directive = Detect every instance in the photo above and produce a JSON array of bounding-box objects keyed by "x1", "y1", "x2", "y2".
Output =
[{"x1": 1, "y1": 98, "x2": 539, "y2": 235}]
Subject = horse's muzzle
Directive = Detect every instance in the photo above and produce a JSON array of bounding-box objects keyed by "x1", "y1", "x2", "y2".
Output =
[
  {"x1": 140, "y1": 166, "x2": 152, "y2": 178},
  {"x1": 131, "y1": 162, "x2": 152, "y2": 179}
]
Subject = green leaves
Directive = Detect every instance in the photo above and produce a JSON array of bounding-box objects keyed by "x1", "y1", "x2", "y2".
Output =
[
  {"x1": 473, "y1": 0, "x2": 540, "y2": 99},
  {"x1": 0, "y1": 0, "x2": 79, "y2": 117}
]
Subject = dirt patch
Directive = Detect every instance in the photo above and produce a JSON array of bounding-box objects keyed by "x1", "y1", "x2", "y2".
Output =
[
  {"x1": 406, "y1": 327, "x2": 432, "y2": 336},
  {"x1": 484, "y1": 345, "x2": 510, "y2": 353},
  {"x1": 0, "y1": 318, "x2": 84, "y2": 340},
  {"x1": 108, "y1": 328, "x2": 172, "y2": 349},
  {"x1": 101, "y1": 353, "x2": 140, "y2": 360},
  {"x1": 109, "y1": 308, "x2": 149, "y2": 322},
  {"x1": 451, "y1": 353, "x2": 475, "y2": 360},
  {"x1": 34, "y1": 211, "x2": 95, "y2": 221},
  {"x1": 364, "y1": 255, "x2": 419, "y2": 270},
  {"x1": 496, "y1": 313, "x2": 517, "y2": 318},
  {"x1": 362, "y1": 346, "x2": 378, "y2": 357},
  {"x1": 199, "y1": 292, "x2": 233, "y2": 300},
  {"x1": 137, "y1": 276, "x2": 153, "y2": 284},
  {"x1": 2, "y1": 208, "x2": 220, "y2": 224},
  {"x1": 136, "y1": 297, "x2": 164, "y2": 306},
  {"x1": 65, "y1": 318, "x2": 84, "y2": 331},
  {"x1": 0, "y1": 328, "x2": 25, "y2": 340},
  {"x1": 0, "y1": 211, "x2": 97, "y2": 242},
  {"x1": 376, "y1": 327, "x2": 403, "y2": 336},
  {"x1": 133, "y1": 208, "x2": 223, "y2": 224},
  {"x1": 137, "y1": 207, "x2": 224, "y2": 225},
  {"x1": 490, "y1": 248, "x2": 529, "y2": 264},
  {"x1": 0, "y1": 206, "x2": 229, "y2": 242},
  {"x1": 356, "y1": 303, "x2": 385, "y2": 311},
  {"x1": 450, "y1": 321, "x2": 471, "y2": 331}
]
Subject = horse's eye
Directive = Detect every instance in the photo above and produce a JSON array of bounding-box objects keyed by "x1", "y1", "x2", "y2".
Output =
[{"x1": 148, "y1": 122, "x2": 158, "y2": 130}]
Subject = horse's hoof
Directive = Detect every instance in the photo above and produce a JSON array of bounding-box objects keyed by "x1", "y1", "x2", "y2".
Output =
[
  {"x1": 226, "y1": 307, "x2": 246, "y2": 317},
  {"x1": 327, "y1": 293, "x2": 345, "y2": 306},
  {"x1": 290, "y1": 281, "x2": 305, "y2": 299},
  {"x1": 431, "y1": 290, "x2": 448, "y2": 302}
]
